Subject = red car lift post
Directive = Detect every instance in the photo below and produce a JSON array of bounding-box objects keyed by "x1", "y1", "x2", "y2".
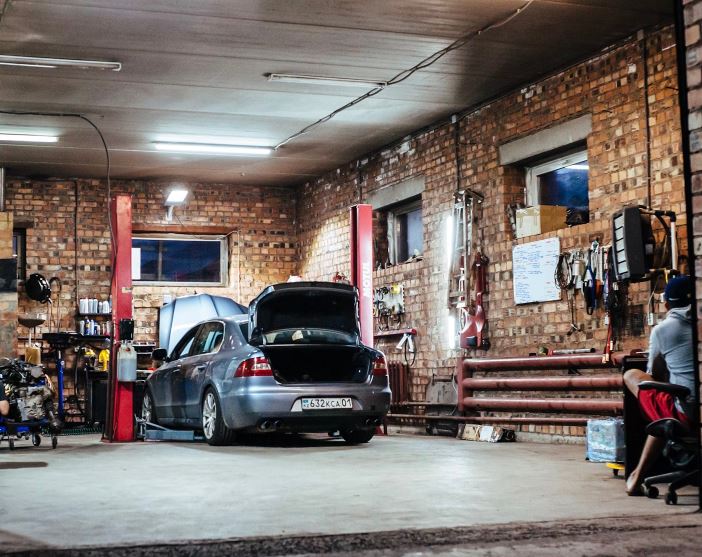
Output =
[
  {"x1": 350, "y1": 205, "x2": 374, "y2": 348},
  {"x1": 105, "y1": 194, "x2": 134, "y2": 442}
]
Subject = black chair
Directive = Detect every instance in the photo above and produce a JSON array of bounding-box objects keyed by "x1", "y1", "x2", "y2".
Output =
[{"x1": 639, "y1": 381, "x2": 699, "y2": 505}]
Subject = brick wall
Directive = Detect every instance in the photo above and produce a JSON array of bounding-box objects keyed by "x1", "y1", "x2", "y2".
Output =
[
  {"x1": 683, "y1": 0, "x2": 702, "y2": 414},
  {"x1": 0, "y1": 211, "x2": 17, "y2": 355},
  {"x1": 297, "y1": 25, "x2": 685, "y2": 434},
  {"x1": 5, "y1": 179, "x2": 297, "y2": 413}
]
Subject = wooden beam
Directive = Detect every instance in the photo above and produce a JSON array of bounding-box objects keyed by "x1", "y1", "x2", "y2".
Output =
[{"x1": 132, "y1": 224, "x2": 235, "y2": 235}]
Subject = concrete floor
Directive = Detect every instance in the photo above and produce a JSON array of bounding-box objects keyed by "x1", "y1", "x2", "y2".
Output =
[{"x1": 0, "y1": 433, "x2": 697, "y2": 555}]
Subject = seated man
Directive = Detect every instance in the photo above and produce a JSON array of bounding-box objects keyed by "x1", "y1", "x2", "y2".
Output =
[
  {"x1": 623, "y1": 275, "x2": 696, "y2": 495},
  {"x1": 0, "y1": 377, "x2": 8, "y2": 417}
]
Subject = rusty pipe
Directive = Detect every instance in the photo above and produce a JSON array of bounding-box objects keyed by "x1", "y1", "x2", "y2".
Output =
[
  {"x1": 462, "y1": 376, "x2": 623, "y2": 391},
  {"x1": 461, "y1": 397, "x2": 622, "y2": 414},
  {"x1": 462, "y1": 352, "x2": 636, "y2": 372},
  {"x1": 387, "y1": 414, "x2": 590, "y2": 426}
]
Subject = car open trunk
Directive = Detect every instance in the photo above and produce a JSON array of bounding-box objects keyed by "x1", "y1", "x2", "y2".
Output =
[{"x1": 260, "y1": 344, "x2": 373, "y2": 383}]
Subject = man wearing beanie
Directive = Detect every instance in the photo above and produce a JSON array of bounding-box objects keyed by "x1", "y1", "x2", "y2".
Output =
[{"x1": 622, "y1": 274, "x2": 696, "y2": 495}]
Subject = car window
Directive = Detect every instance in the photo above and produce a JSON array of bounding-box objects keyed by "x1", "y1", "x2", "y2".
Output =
[
  {"x1": 238, "y1": 321, "x2": 249, "y2": 341},
  {"x1": 192, "y1": 322, "x2": 225, "y2": 355},
  {"x1": 171, "y1": 326, "x2": 200, "y2": 360}
]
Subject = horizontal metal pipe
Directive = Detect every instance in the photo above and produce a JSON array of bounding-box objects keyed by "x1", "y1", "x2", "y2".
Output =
[
  {"x1": 387, "y1": 414, "x2": 590, "y2": 425},
  {"x1": 462, "y1": 376, "x2": 623, "y2": 391},
  {"x1": 391, "y1": 402, "x2": 454, "y2": 407},
  {"x1": 461, "y1": 397, "x2": 622, "y2": 413},
  {"x1": 462, "y1": 352, "x2": 635, "y2": 372}
]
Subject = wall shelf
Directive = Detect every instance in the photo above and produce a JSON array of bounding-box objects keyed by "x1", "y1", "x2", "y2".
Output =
[{"x1": 374, "y1": 328, "x2": 417, "y2": 338}]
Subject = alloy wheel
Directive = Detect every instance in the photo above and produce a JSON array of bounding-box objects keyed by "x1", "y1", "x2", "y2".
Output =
[
  {"x1": 202, "y1": 392, "x2": 217, "y2": 439},
  {"x1": 142, "y1": 394, "x2": 152, "y2": 422}
]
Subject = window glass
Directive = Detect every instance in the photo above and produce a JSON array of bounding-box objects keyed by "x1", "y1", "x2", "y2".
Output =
[
  {"x1": 526, "y1": 150, "x2": 589, "y2": 226},
  {"x1": 238, "y1": 321, "x2": 249, "y2": 342},
  {"x1": 132, "y1": 236, "x2": 225, "y2": 284},
  {"x1": 192, "y1": 322, "x2": 225, "y2": 355},
  {"x1": 171, "y1": 326, "x2": 200, "y2": 360}
]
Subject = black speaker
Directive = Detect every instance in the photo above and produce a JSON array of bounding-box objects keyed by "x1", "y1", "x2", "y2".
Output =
[{"x1": 612, "y1": 206, "x2": 654, "y2": 282}]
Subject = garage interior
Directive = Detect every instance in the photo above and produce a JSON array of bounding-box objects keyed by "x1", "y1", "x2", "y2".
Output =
[{"x1": 1, "y1": 1, "x2": 702, "y2": 556}]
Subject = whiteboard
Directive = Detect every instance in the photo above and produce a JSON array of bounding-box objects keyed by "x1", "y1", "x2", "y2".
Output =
[{"x1": 512, "y1": 237, "x2": 560, "y2": 304}]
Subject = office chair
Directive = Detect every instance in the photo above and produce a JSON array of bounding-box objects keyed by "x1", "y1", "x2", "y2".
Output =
[{"x1": 639, "y1": 381, "x2": 699, "y2": 505}]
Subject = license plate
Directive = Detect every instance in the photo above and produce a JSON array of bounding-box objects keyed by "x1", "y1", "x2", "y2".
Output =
[{"x1": 301, "y1": 397, "x2": 353, "y2": 410}]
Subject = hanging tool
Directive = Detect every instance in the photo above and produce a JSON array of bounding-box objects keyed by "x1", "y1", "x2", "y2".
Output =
[{"x1": 460, "y1": 251, "x2": 490, "y2": 350}]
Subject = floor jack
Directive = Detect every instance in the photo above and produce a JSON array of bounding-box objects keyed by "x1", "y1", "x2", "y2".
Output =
[{"x1": 135, "y1": 416, "x2": 203, "y2": 442}]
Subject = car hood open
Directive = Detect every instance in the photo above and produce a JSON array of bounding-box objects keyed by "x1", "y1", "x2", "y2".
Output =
[{"x1": 248, "y1": 282, "x2": 361, "y2": 345}]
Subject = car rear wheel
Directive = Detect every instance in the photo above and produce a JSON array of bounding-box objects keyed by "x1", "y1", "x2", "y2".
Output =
[
  {"x1": 141, "y1": 390, "x2": 157, "y2": 424},
  {"x1": 202, "y1": 389, "x2": 235, "y2": 446},
  {"x1": 340, "y1": 428, "x2": 374, "y2": 444}
]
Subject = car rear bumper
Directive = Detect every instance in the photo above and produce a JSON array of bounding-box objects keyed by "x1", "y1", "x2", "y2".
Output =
[{"x1": 219, "y1": 379, "x2": 391, "y2": 432}]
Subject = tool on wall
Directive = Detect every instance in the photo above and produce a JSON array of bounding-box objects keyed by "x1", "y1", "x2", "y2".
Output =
[
  {"x1": 460, "y1": 251, "x2": 490, "y2": 350},
  {"x1": 373, "y1": 283, "x2": 405, "y2": 331}
]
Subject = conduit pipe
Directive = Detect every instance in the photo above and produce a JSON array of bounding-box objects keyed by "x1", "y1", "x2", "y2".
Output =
[
  {"x1": 387, "y1": 414, "x2": 590, "y2": 426},
  {"x1": 461, "y1": 397, "x2": 622, "y2": 414},
  {"x1": 462, "y1": 376, "x2": 623, "y2": 391},
  {"x1": 462, "y1": 352, "x2": 635, "y2": 372}
]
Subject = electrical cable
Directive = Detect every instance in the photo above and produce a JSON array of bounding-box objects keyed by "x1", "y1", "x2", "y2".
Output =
[
  {"x1": 0, "y1": 108, "x2": 116, "y2": 438},
  {"x1": 274, "y1": 1, "x2": 535, "y2": 150}
]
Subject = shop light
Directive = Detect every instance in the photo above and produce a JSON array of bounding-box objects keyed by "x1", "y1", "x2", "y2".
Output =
[
  {"x1": 0, "y1": 133, "x2": 58, "y2": 143},
  {"x1": 266, "y1": 73, "x2": 387, "y2": 89},
  {"x1": 0, "y1": 55, "x2": 122, "y2": 71},
  {"x1": 154, "y1": 142, "x2": 272, "y2": 156},
  {"x1": 165, "y1": 189, "x2": 189, "y2": 205}
]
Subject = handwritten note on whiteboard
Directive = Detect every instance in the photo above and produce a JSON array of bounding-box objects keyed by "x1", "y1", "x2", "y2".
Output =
[{"x1": 512, "y1": 237, "x2": 561, "y2": 305}]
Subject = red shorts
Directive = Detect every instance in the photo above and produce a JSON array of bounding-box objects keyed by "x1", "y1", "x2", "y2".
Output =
[{"x1": 638, "y1": 389, "x2": 693, "y2": 428}]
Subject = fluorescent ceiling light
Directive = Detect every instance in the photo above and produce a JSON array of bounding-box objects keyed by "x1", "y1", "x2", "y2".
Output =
[
  {"x1": 0, "y1": 55, "x2": 122, "y2": 71},
  {"x1": 267, "y1": 73, "x2": 387, "y2": 89},
  {"x1": 0, "y1": 133, "x2": 58, "y2": 143},
  {"x1": 165, "y1": 189, "x2": 189, "y2": 205},
  {"x1": 154, "y1": 142, "x2": 272, "y2": 156}
]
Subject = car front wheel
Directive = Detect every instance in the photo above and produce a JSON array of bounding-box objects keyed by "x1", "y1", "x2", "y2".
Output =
[
  {"x1": 340, "y1": 428, "x2": 375, "y2": 444},
  {"x1": 202, "y1": 389, "x2": 235, "y2": 446}
]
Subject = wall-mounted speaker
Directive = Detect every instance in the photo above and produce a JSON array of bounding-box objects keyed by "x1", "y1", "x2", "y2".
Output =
[{"x1": 612, "y1": 206, "x2": 654, "y2": 282}]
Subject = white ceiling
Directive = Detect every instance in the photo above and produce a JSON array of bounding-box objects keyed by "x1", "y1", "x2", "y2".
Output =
[{"x1": 0, "y1": 0, "x2": 673, "y2": 185}]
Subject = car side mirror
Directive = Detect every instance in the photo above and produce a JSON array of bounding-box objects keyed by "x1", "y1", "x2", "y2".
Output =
[{"x1": 152, "y1": 348, "x2": 168, "y2": 362}]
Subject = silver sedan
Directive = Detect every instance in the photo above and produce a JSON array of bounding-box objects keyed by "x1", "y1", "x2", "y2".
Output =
[{"x1": 143, "y1": 282, "x2": 391, "y2": 445}]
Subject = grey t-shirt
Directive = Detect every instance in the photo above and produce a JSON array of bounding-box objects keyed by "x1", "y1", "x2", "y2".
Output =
[{"x1": 646, "y1": 305, "x2": 695, "y2": 412}]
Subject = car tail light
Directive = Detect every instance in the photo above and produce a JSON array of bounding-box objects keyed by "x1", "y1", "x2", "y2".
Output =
[
  {"x1": 234, "y1": 356, "x2": 273, "y2": 378},
  {"x1": 372, "y1": 355, "x2": 388, "y2": 377}
]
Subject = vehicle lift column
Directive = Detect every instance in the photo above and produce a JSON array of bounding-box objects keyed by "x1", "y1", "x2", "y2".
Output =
[
  {"x1": 104, "y1": 194, "x2": 134, "y2": 442},
  {"x1": 350, "y1": 205, "x2": 374, "y2": 347}
]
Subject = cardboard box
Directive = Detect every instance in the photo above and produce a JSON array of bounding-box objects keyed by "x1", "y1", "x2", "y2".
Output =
[{"x1": 515, "y1": 205, "x2": 567, "y2": 238}]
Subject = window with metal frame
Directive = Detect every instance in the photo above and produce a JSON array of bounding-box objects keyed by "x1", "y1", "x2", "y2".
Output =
[
  {"x1": 132, "y1": 234, "x2": 227, "y2": 285},
  {"x1": 377, "y1": 197, "x2": 423, "y2": 265},
  {"x1": 525, "y1": 149, "x2": 589, "y2": 226}
]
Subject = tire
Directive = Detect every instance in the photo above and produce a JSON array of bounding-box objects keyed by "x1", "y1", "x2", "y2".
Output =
[
  {"x1": 52, "y1": 436, "x2": 58, "y2": 449},
  {"x1": 141, "y1": 390, "x2": 158, "y2": 424},
  {"x1": 201, "y1": 389, "x2": 235, "y2": 446},
  {"x1": 341, "y1": 428, "x2": 375, "y2": 444},
  {"x1": 32, "y1": 433, "x2": 41, "y2": 447}
]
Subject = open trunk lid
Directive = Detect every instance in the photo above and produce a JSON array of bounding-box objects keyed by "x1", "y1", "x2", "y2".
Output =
[{"x1": 248, "y1": 282, "x2": 361, "y2": 347}]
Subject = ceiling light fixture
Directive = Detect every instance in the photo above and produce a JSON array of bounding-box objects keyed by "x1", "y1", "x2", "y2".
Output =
[
  {"x1": 266, "y1": 73, "x2": 387, "y2": 89},
  {"x1": 154, "y1": 142, "x2": 272, "y2": 156},
  {"x1": 0, "y1": 133, "x2": 58, "y2": 143},
  {"x1": 164, "y1": 188, "x2": 189, "y2": 222},
  {"x1": 0, "y1": 55, "x2": 122, "y2": 71}
]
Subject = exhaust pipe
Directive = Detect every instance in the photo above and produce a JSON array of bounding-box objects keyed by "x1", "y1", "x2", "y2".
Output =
[{"x1": 259, "y1": 420, "x2": 273, "y2": 431}]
